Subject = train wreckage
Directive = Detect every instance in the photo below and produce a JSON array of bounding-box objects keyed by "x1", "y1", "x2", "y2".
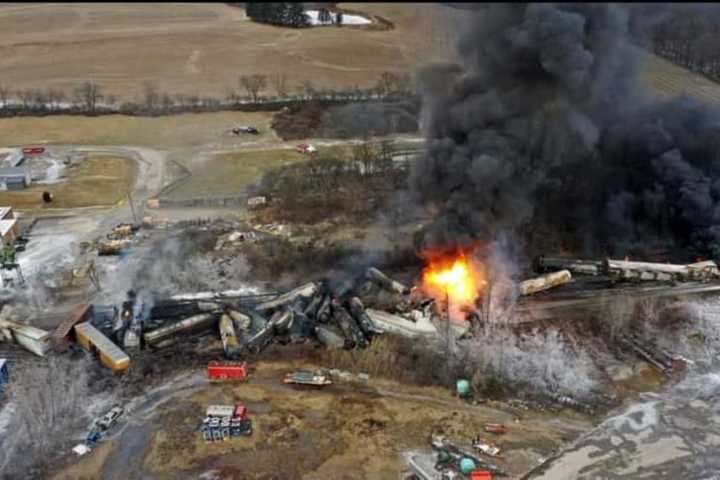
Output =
[
  {"x1": 3, "y1": 254, "x2": 717, "y2": 376},
  {"x1": 35, "y1": 266, "x2": 442, "y2": 371}
]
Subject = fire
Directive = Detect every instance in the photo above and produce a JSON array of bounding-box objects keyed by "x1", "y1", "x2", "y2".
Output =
[{"x1": 421, "y1": 250, "x2": 486, "y2": 322}]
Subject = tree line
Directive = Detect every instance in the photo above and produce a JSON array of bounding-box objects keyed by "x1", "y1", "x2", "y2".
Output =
[
  {"x1": 651, "y1": 13, "x2": 720, "y2": 80},
  {"x1": 0, "y1": 71, "x2": 415, "y2": 117},
  {"x1": 245, "y1": 2, "x2": 311, "y2": 28}
]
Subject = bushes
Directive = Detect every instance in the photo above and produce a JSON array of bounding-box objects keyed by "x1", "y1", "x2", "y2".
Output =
[
  {"x1": 257, "y1": 141, "x2": 405, "y2": 224},
  {"x1": 319, "y1": 334, "x2": 449, "y2": 386},
  {"x1": 271, "y1": 97, "x2": 421, "y2": 141}
]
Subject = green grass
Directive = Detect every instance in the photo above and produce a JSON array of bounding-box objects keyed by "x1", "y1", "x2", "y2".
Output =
[
  {"x1": 0, "y1": 154, "x2": 137, "y2": 210},
  {"x1": 163, "y1": 148, "x2": 307, "y2": 199},
  {"x1": 641, "y1": 54, "x2": 720, "y2": 104},
  {"x1": 0, "y1": 111, "x2": 279, "y2": 150}
]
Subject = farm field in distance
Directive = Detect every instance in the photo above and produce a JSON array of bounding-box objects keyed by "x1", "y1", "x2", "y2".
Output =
[{"x1": 0, "y1": 3, "x2": 453, "y2": 101}]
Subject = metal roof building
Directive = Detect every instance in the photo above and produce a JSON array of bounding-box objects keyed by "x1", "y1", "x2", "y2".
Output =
[{"x1": 0, "y1": 167, "x2": 30, "y2": 191}]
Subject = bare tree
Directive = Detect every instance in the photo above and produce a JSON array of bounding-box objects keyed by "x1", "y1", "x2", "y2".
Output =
[
  {"x1": 143, "y1": 81, "x2": 160, "y2": 111},
  {"x1": 239, "y1": 74, "x2": 267, "y2": 103},
  {"x1": 187, "y1": 94, "x2": 200, "y2": 107},
  {"x1": 0, "y1": 85, "x2": 10, "y2": 110},
  {"x1": 174, "y1": 93, "x2": 188, "y2": 108},
  {"x1": 272, "y1": 73, "x2": 289, "y2": 98},
  {"x1": 47, "y1": 89, "x2": 66, "y2": 111},
  {"x1": 105, "y1": 93, "x2": 118, "y2": 109},
  {"x1": 2, "y1": 355, "x2": 94, "y2": 476},
  {"x1": 73, "y1": 81, "x2": 103, "y2": 113},
  {"x1": 603, "y1": 292, "x2": 637, "y2": 341},
  {"x1": 377, "y1": 71, "x2": 398, "y2": 95},
  {"x1": 31, "y1": 89, "x2": 48, "y2": 110},
  {"x1": 161, "y1": 93, "x2": 174, "y2": 111},
  {"x1": 225, "y1": 87, "x2": 241, "y2": 105},
  {"x1": 395, "y1": 72, "x2": 413, "y2": 94},
  {"x1": 300, "y1": 79, "x2": 317, "y2": 98},
  {"x1": 16, "y1": 89, "x2": 34, "y2": 110}
]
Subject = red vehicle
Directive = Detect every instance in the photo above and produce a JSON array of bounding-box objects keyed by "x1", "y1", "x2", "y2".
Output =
[
  {"x1": 296, "y1": 143, "x2": 317, "y2": 155},
  {"x1": 22, "y1": 147, "x2": 45, "y2": 155},
  {"x1": 207, "y1": 361, "x2": 248, "y2": 382},
  {"x1": 483, "y1": 423, "x2": 507, "y2": 434},
  {"x1": 233, "y1": 404, "x2": 247, "y2": 420}
]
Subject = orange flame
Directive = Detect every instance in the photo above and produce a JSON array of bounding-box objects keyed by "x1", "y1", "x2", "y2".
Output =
[{"x1": 421, "y1": 250, "x2": 486, "y2": 322}]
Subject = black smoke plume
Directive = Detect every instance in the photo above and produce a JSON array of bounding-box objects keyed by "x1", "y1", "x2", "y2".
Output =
[{"x1": 411, "y1": 3, "x2": 720, "y2": 261}]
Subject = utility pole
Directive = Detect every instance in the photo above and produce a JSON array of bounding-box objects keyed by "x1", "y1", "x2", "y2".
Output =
[
  {"x1": 127, "y1": 190, "x2": 138, "y2": 225},
  {"x1": 87, "y1": 260, "x2": 101, "y2": 292},
  {"x1": 446, "y1": 287, "x2": 453, "y2": 378}
]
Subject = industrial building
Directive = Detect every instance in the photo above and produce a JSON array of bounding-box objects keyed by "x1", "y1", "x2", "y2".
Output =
[
  {"x1": 0, "y1": 219, "x2": 18, "y2": 247},
  {"x1": 0, "y1": 206, "x2": 18, "y2": 247},
  {"x1": 74, "y1": 322, "x2": 130, "y2": 373},
  {"x1": 0, "y1": 167, "x2": 31, "y2": 190}
]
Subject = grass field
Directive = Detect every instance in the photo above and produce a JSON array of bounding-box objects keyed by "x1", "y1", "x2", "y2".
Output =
[
  {"x1": 0, "y1": 3, "x2": 452, "y2": 102},
  {"x1": 0, "y1": 154, "x2": 137, "y2": 210},
  {"x1": 0, "y1": 111, "x2": 278, "y2": 149},
  {"x1": 163, "y1": 148, "x2": 307, "y2": 199},
  {"x1": 641, "y1": 54, "x2": 720, "y2": 104}
]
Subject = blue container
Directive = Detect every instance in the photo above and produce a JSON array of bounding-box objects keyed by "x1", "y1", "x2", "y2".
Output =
[{"x1": 456, "y1": 379, "x2": 471, "y2": 397}]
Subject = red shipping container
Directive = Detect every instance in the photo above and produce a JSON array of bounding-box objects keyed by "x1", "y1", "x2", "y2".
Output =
[
  {"x1": 470, "y1": 471, "x2": 493, "y2": 480},
  {"x1": 207, "y1": 361, "x2": 248, "y2": 382}
]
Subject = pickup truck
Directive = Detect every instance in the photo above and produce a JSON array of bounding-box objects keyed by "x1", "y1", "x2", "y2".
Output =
[{"x1": 95, "y1": 405, "x2": 124, "y2": 431}]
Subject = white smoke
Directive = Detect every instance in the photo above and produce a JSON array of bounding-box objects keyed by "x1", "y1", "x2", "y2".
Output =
[{"x1": 95, "y1": 235, "x2": 254, "y2": 304}]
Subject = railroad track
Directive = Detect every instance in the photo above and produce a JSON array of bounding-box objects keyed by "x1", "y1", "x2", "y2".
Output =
[{"x1": 513, "y1": 281, "x2": 720, "y2": 322}]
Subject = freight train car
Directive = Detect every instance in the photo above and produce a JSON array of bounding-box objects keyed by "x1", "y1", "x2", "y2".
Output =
[{"x1": 74, "y1": 322, "x2": 130, "y2": 373}]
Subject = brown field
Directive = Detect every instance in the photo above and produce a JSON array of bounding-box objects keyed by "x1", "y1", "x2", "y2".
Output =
[
  {"x1": 0, "y1": 111, "x2": 278, "y2": 149},
  {"x1": 0, "y1": 154, "x2": 136, "y2": 210},
  {"x1": 0, "y1": 3, "x2": 453, "y2": 102}
]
